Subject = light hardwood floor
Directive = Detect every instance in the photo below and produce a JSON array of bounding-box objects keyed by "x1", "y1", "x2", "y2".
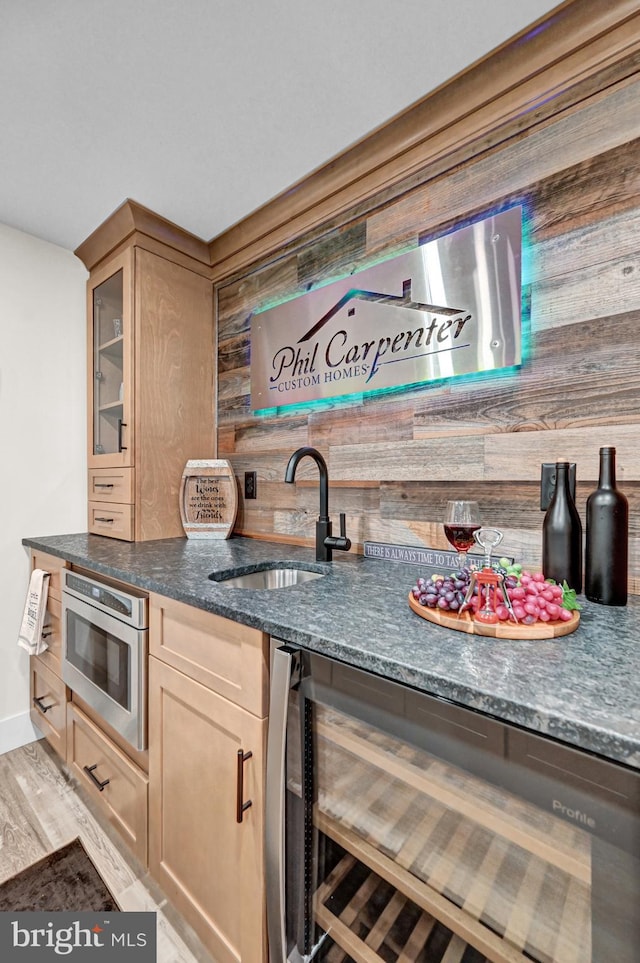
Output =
[{"x1": 0, "y1": 738, "x2": 217, "y2": 963}]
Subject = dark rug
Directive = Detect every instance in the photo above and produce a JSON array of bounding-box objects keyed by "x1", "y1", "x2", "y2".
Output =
[{"x1": 0, "y1": 838, "x2": 119, "y2": 911}]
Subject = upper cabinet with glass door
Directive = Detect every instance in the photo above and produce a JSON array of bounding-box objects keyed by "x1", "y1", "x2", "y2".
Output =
[
  {"x1": 77, "y1": 200, "x2": 214, "y2": 541},
  {"x1": 88, "y1": 250, "x2": 133, "y2": 468}
]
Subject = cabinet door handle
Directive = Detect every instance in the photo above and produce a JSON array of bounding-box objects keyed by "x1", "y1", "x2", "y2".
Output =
[
  {"x1": 83, "y1": 763, "x2": 110, "y2": 792},
  {"x1": 94, "y1": 517, "x2": 114, "y2": 524},
  {"x1": 94, "y1": 483, "x2": 114, "y2": 489},
  {"x1": 236, "y1": 749, "x2": 253, "y2": 822},
  {"x1": 33, "y1": 695, "x2": 54, "y2": 714},
  {"x1": 117, "y1": 419, "x2": 128, "y2": 452}
]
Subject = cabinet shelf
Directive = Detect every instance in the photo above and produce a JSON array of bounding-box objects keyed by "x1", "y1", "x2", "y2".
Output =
[
  {"x1": 96, "y1": 335, "x2": 124, "y2": 358},
  {"x1": 98, "y1": 334, "x2": 124, "y2": 354},
  {"x1": 98, "y1": 400, "x2": 124, "y2": 414}
]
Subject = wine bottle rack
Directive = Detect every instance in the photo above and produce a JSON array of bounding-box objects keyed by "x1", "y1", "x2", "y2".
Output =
[
  {"x1": 312, "y1": 706, "x2": 591, "y2": 963},
  {"x1": 315, "y1": 851, "x2": 485, "y2": 963}
]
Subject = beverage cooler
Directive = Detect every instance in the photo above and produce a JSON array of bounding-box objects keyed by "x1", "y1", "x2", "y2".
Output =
[{"x1": 266, "y1": 643, "x2": 640, "y2": 963}]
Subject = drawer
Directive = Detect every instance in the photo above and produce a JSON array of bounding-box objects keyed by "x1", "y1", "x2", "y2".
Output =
[
  {"x1": 88, "y1": 501, "x2": 134, "y2": 540},
  {"x1": 67, "y1": 703, "x2": 148, "y2": 865},
  {"x1": 149, "y1": 593, "x2": 269, "y2": 717},
  {"x1": 31, "y1": 550, "x2": 67, "y2": 601},
  {"x1": 30, "y1": 656, "x2": 67, "y2": 758},
  {"x1": 89, "y1": 467, "x2": 134, "y2": 503},
  {"x1": 38, "y1": 596, "x2": 63, "y2": 677}
]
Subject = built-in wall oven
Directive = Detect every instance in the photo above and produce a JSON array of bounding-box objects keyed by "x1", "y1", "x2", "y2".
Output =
[
  {"x1": 62, "y1": 570, "x2": 148, "y2": 751},
  {"x1": 267, "y1": 643, "x2": 640, "y2": 963}
]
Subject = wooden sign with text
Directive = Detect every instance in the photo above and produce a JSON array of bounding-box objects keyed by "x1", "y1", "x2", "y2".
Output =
[{"x1": 179, "y1": 460, "x2": 238, "y2": 539}]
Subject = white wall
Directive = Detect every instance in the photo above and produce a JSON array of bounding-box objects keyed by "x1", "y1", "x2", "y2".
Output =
[{"x1": 0, "y1": 222, "x2": 87, "y2": 752}]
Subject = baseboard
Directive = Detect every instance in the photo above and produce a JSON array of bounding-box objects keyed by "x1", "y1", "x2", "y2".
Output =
[{"x1": 0, "y1": 711, "x2": 43, "y2": 755}]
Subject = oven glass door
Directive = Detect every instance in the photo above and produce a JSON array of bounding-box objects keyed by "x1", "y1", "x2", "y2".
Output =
[
  {"x1": 268, "y1": 647, "x2": 640, "y2": 963},
  {"x1": 65, "y1": 607, "x2": 129, "y2": 708}
]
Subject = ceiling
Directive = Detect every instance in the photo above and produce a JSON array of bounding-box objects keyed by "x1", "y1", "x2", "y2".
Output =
[{"x1": 1, "y1": 0, "x2": 561, "y2": 253}]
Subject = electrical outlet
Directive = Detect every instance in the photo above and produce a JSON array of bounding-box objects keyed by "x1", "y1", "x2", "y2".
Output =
[
  {"x1": 540, "y1": 463, "x2": 576, "y2": 510},
  {"x1": 244, "y1": 471, "x2": 257, "y2": 500}
]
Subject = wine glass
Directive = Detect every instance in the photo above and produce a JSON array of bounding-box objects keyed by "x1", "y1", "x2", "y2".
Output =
[{"x1": 444, "y1": 500, "x2": 481, "y2": 568}]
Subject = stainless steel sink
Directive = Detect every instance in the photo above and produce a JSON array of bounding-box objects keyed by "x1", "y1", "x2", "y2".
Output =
[{"x1": 210, "y1": 565, "x2": 326, "y2": 590}]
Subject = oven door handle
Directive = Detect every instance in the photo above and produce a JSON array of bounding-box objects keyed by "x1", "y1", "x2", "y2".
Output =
[{"x1": 265, "y1": 643, "x2": 301, "y2": 963}]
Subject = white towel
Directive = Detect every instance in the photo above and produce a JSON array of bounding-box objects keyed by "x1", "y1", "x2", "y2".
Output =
[{"x1": 18, "y1": 569, "x2": 51, "y2": 655}]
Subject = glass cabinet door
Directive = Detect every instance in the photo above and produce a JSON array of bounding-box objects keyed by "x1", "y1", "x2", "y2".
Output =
[{"x1": 89, "y1": 250, "x2": 132, "y2": 467}]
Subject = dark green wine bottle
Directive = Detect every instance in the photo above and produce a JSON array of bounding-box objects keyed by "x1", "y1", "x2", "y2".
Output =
[
  {"x1": 585, "y1": 447, "x2": 628, "y2": 606},
  {"x1": 542, "y1": 462, "x2": 583, "y2": 593}
]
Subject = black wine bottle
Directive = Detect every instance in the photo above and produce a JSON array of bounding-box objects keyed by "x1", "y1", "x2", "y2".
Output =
[
  {"x1": 542, "y1": 461, "x2": 583, "y2": 592},
  {"x1": 585, "y1": 446, "x2": 628, "y2": 605}
]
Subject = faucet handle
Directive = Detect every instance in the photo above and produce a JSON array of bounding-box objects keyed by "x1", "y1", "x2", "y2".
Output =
[
  {"x1": 322, "y1": 513, "x2": 351, "y2": 554},
  {"x1": 339, "y1": 513, "x2": 348, "y2": 539},
  {"x1": 337, "y1": 513, "x2": 352, "y2": 551}
]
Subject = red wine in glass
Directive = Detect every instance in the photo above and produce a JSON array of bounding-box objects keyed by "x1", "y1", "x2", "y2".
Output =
[
  {"x1": 444, "y1": 501, "x2": 481, "y2": 567},
  {"x1": 444, "y1": 524, "x2": 481, "y2": 553}
]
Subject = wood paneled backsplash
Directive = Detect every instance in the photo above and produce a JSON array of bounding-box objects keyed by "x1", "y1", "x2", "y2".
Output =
[{"x1": 216, "y1": 66, "x2": 640, "y2": 594}]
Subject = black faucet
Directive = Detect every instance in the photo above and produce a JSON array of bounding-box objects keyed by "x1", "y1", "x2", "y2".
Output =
[{"x1": 284, "y1": 446, "x2": 351, "y2": 562}]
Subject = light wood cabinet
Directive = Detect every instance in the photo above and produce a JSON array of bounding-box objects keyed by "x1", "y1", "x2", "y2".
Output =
[
  {"x1": 26, "y1": 551, "x2": 150, "y2": 865},
  {"x1": 24, "y1": 547, "x2": 269, "y2": 960},
  {"x1": 30, "y1": 657, "x2": 67, "y2": 758},
  {"x1": 67, "y1": 703, "x2": 148, "y2": 865},
  {"x1": 79, "y1": 201, "x2": 215, "y2": 541},
  {"x1": 148, "y1": 596, "x2": 268, "y2": 963},
  {"x1": 149, "y1": 593, "x2": 269, "y2": 717},
  {"x1": 29, "y1": 550, "x2": 69, "y2": 754}
]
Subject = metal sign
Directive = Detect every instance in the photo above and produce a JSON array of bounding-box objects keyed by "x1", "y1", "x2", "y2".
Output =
[{"x1": 250, "y1": 206, "x2": 522, "y2": 410}]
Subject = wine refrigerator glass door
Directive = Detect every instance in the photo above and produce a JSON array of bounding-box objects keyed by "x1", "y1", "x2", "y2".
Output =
[{"x1": 267, "y1": 645, "x2": 640, "y2": 963}]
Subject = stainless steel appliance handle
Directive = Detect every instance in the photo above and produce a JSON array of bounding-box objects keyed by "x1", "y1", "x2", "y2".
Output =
[{"x1": 265, "y1": 643, "x2": 300, "y2": 963}]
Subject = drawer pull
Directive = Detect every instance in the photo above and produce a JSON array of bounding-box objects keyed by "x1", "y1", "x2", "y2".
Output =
[
  {"x1": 33, "y1": 695, "x2": 55, "y2": 714},
  {"x1": 94, "y1": 483, "x2": 114, "y2": 489},
  {"x1": 94, "y1": 516, "x2": 114, "y2": 524},
  {"x1": 236, "y1": 749, "x2": 253, "y2": 823},
  {"x1": 83, "y1": 763, "x2": 110, "y2": 792}
]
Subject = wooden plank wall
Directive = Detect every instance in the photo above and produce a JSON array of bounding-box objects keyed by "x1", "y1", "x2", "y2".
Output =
[{"x1": 216, "y1": 67, "x2": 640, "y2": 594}]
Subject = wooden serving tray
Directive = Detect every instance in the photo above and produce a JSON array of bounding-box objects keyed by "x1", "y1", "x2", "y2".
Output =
[{"x1": 408, "y1": 592, "x2": 580, "y2": 639}]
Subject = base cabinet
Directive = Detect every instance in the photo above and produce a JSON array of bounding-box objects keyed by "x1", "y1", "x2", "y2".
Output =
[
  {"x1": 28, "y1": 550, "x2": 69, "y2": 756},
  {"x1": 66, "y1": 703, "x2": 148, "y2": 866},
  {"x1": 30, "y1": 656, "x2": 68, "y2": 759},
  {"x1": 148, "y1": 656, "x2": 267, "y2": 963},
  {"x1": 24, "y1": 553, "x2": 269, "y2": 962}
]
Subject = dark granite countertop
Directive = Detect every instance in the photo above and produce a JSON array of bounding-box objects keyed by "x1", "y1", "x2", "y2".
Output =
[{"x1": 23, "y1": 532, "x2": 640, "y2": 770}]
